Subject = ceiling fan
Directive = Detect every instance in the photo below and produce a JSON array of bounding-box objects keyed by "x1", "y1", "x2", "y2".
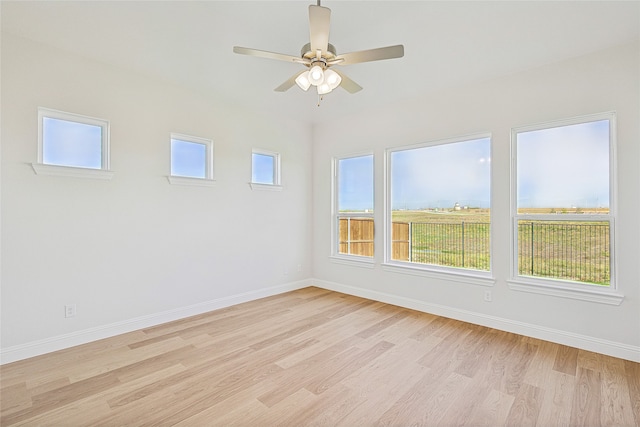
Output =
[{"x1": 233, "y1": 1, "x2": 404, "y2": 101}]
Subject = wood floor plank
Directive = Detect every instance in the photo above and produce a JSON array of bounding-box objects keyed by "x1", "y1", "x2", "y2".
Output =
[
  {"x1": 504, "y1": 341, "x2": 539, "y2": 396},
  {"x1": 553, "y1": 344, "x2": 579, "y2": 376},
  {"x1": 376, "y1": 370, "x2": 472, "y2": 426},
  {"x1": 0, "y1": 382, "x2": 31, "y2": 418},
  {"x1": 600, "y1": 356, "x2": 636, "y2": 426},
  {"x1": 504, "y1": 382, "x2": 545, "y2": 426},
  {"x1": 536, "y1": 371, "x2": 576, "y2": 427},
  {"x1": 626, "y1": 359, "x2": 640, "y2": 426},
  {"x1": 570, "y1": 367, "x2": 603, "y2": 426},
  {"x1": 1, "y1": 287, "x2": 639, "y2": 427},
  {"x1": 473, "y1": 388, "x2": 515, "y2": 426},
  {"x1": 304, "y1": 340, "x2": 394, "y2": 395}
]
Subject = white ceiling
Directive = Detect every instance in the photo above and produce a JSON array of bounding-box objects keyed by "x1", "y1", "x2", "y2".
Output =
[{"x1": 3, "y1": 1, "x2": 639, "y2": 125}]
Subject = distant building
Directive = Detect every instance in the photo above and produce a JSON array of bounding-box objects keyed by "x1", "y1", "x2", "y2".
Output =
[{"x1": 454, "y1": 202, "x2": 461, "y2": 211}]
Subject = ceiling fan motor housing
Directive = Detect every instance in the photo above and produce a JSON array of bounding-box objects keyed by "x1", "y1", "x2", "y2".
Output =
[{"x1": 301, "y1": 42, "x2": 337, "y2": 64}]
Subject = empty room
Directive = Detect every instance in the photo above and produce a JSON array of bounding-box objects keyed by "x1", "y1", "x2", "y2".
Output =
[{"x1": 1, "y1": 1, "x2": 639, "y2": 425}]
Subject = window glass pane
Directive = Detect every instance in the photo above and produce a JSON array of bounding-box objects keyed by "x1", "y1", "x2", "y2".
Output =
[
  {"x1": 338, "y1": 155, "x2": 373, "y2": 213},
  {"x1": 42, "y1": 117, "x2": 102, "y2": 169},
  {"x1": 517, "y1": 120, "x2": 609, "y2": 212},
  {"x1": 390, "y1": 137, "x2": 491, "y2": 271},
  {"x1": 337, "y1": 155, "x2": 374, "y2": 257},
  {"x1": 252, "y1": 153, "x2": 275, "y2": 184},
  {"x1": 171, "y1": 139, "x2": 207, "y2": 178},
  {"x1": 517, "y1": 219, "x2": 610, "y2": 285},
  {"x1": 515, "y1": 117, "x2": 612, "y2": 287}
]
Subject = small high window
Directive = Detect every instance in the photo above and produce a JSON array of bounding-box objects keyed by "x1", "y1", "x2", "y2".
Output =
[
  {"x1": 33, "y1": 107, "x2": 112, "y2": 179},
  {"x1": 250, "y1": 149, "x2": 281, "y2": 190},
  {"x1": 168, "y1": 133, "x2": 214, "y2": 186}
]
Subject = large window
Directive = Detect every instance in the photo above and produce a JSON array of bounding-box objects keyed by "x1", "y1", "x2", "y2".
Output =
[
  {"x1": 34, "y1": 107, "x2": 111, "y2": 178},
  {"x1": 386, "y1": 135, "x2": 491, "y2": 274},
  {"x1": 511, "y1": 113, "x2": 616, "y2": 292},
  {"x1": 333, "y1": 154, "x2": 374, "y2": 259},
  {"x1": 168, "y1": 133, "x2": 214, "y2": 186}
]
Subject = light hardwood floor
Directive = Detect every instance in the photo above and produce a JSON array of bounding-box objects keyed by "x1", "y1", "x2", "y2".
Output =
[{"x1": 2, "y1": 287, "x2": 639, "y2": 426}]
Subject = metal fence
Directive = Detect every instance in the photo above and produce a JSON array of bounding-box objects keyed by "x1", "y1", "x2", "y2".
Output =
[
  {"x1": 517, "y1": 221, "x2": 610, "y2": 285},
  {"x1": 392, "y1": 222, "x2": 490, "y2": 271},
  {"x1": 339, "y1": 219, "x2": 610, "y2": 285}
]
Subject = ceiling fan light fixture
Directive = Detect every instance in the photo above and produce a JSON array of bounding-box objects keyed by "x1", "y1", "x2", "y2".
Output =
[
  {"x1": 324, "y1": 69, "x2": 341, "y2": 90},
  {"x1": 308, "y1": 64, "x2": 325, "y2": 86},
  {"x1": 317, "y1": 82, "x2": 332, "y2": 95},
  {"x1": 295, "y1": 71, "x2": 311, "y2": 91}
]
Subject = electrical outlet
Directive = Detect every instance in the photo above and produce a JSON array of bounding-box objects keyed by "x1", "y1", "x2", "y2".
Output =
[
  {"x1": 297, "y1": 264, "x2": 302, "y2": 272},
  {"x1": 483, "y1": 290, "x2": 492, "y2": 302},
  {"x1": 65, "y1": 304, "x2": 76, "y2": 318}
]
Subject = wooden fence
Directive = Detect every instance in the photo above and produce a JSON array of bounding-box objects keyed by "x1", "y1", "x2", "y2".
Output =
[{"x1": 338, "y1": 218, "x2": 409, "y2": 259}]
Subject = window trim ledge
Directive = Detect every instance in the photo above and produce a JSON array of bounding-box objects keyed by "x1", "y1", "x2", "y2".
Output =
[
  {"x1": 31, "y1": 163, "x2": 114, "y2": 180},
  {"x1": 249, "y1": 183, "x2": 283, "y2": 191},
  {"x1": 382, "y1": 262, "x2": 495, "y2": 287},
  {"x1": 168, "y1": 176, "x2": 216, "y2": 187},
  {"x1": 329, "y1": 255, "x2": 375, "y2": 269},
  {"x1": 507, "y1": 279, "x2": 624, "y2": 306}
]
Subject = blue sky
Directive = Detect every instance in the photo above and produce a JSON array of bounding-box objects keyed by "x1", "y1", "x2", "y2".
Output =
[
  {"x1": 391, "y1": 137, "x2": 491, "y2": 209},
  {"x1": 252, "y1": 153, "x2": 275, "y2": 184},
  {"x1": 171, "y1": 139, "x2": 206, "y2": 178},
  {"x1": 517, "y1": 119, "x2": 609, "y2": 208},
  {"x1": 43, "y1": 117, "x2": 102, "y2": 169},
  {"x1": 338, "y1": 155, "x2": 374, "y2": 211}
]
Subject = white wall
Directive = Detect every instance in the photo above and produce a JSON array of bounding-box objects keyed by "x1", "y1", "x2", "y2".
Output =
[
  {"x1": 1, "y1": 34, "x2": 313, "y2": 362},
  {"x1": 2, "y1": 33, "x2": 638, "y2": 364},
  {"x1": 311, "y1": 41, "x2": 640, "y2": 362}
]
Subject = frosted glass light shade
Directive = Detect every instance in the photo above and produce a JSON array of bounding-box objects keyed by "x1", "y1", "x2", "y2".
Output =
[
  {"x1": 324, "y1": 69, "x2": 342, "y2": 90},
  {"x1": 308, "y1": 65, "x2": 325, "y2": 86},
  {"x1": 295, "y1": 71, "x2": 311, "y2": 91},
  {"x1": 317, "y1": 82, "x2": 332, "y2": 95}
]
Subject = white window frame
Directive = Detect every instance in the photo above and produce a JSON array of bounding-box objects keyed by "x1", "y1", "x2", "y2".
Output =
[
  {"x1": 250, "y1": 148, "x2": 282, "y2": 191},
  {"x1": 330, "y1": 152, "x2": 375, "y2": 267},
  {"x1": 508, "y1": 112, "x2": 623, "y2": 305},
  {"x1": 382, "y1": 134, "x2": 495, "y2": 287},
  {"x1": 168, "y1": 133, "x2": 215, "y2": 187},
  {"x1": 32, "y1": 107, "x2": 113, "y2": 180}
]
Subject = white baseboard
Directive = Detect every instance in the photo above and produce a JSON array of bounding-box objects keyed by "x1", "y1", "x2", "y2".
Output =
[
  {"x1": 0, "y1": 279, "x2": 311, "y2": 365},
  {"x1": 312, "y1": 278, "x2": 640, "y2": 363}
]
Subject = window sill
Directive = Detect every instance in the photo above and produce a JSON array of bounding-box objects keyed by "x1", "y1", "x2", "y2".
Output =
[
  {"x1": 382, "y1": 262, "x2": 495, "y2": 287},
  {"x1": 329, "y1": 255, "x2": 375, "y2": 269},
  {"x1": 249, "y1": 183, "x2": 283, "y2": 191},
  {"x1": 167, "y1": 176, "x2": 216, "y2": 187},
  {"x1": 507, "y1": 279, "x2": 624, "y2": 305},
  {"x1": 31, "y1": 163, "x2": 114, "y2": 180}
]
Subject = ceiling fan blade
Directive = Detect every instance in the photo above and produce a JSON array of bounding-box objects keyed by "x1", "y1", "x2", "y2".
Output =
[
  {"x1": 233, "y1": 46, "x2": 308, "y2": 64},
  {"x1": 334, "y1": 70, "x2": 363, "y2": 94},
  {"x1": 309, "y1": 5, "x2": 331, "y2": 54},
  {"x1": 274, "y1": 70, "x2": 306, "y2": 92},
  {"x1": 336, "y1": 45, "x2": 404, "y2": 66}
]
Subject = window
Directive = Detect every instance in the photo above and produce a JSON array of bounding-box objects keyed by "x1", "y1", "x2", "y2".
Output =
[
  {"x1": 250, "y1": 149, "x2": 281, "y2": 190},
  {"x1": 33, "y1": 107, "x2": 112, "y2": 179},
  {"x1": 386, "y1": 135, "x2": 492, "y2": 276},
  {"x1": 333, "y1": 154, "x2": 374, "y2": 260},
  {"x1": 510, "y1": 112, "x2": 621, "y2": 303},
  {"x1": 169, "y1": 133, "x2": 214, "y2": 186}
]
